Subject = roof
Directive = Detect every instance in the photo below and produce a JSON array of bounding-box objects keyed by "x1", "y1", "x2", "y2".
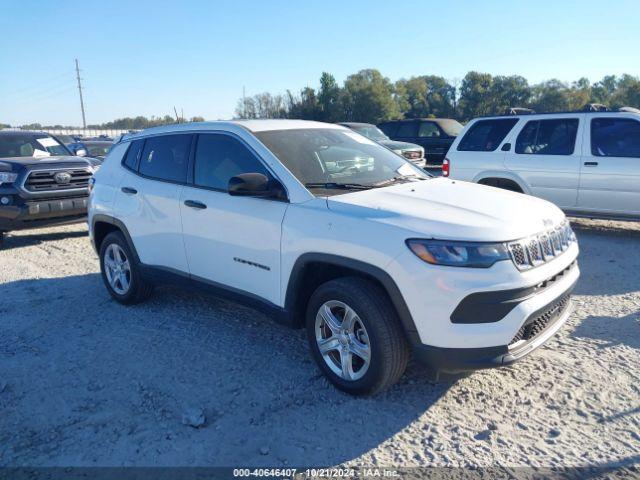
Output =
[
  {"x1": 0, "y1": 130, "x2": 49, "y2": 136},
  {"x1": 339, "y1": 122, "x2": 375, "y2": 128},
  {"x1": 120, "y1": 119, "x2": 344, "y2": 142},
  {"x1": 378, "y1": 118, "x2": 457, "y2": 124},
  {"x1": 474, "y1": 110, "x2": 640, "y2": 120}
]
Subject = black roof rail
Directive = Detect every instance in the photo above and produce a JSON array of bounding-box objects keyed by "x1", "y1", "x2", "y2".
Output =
[
  {"x1": 583, "y1": 103, "x2": 610, "y2": 112},
  {"x1": 503, "y1": 107, "x2": 535, "y2": 115}
]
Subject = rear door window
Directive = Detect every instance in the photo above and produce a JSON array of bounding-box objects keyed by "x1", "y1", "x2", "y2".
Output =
[
  {"x1": 457, "y1": 119, "x2": 518, "y2": 152},
  {"x1": 591, "y1": 118, "x2": 640, "y2": 158},
  {"x1": 396, "y1": 121, "x2": 418, "y2": 138},
  {"x1": 418, "y1": 121, "x2": 441, "y2": 138},
  {"x1": 139, "y1": 134, "x2": 192, "y2": 183},
  {"x1": 515, "y1": 119, "x2": 579, "y2": 155}
]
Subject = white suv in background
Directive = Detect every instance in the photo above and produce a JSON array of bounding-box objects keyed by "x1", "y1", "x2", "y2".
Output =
[
  {"x1": 88, "y1": 120, "x2": 579, "y2": 395},
  {"x1": 444, "y1": 110, "x2": 640, "y2": 221}
]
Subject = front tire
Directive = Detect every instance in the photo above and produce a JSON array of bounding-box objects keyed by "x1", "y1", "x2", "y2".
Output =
[
  {"x1": 99, "y1": 231, "x2": 153, "y2": 304},
  {"x1": 306, "y1": 277, "x2": 409, "y2": 395}
]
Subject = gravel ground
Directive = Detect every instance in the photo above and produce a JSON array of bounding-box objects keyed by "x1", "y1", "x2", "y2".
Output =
[{"x1": 0, "y1": 219, "x2": 638, "y2": 469}]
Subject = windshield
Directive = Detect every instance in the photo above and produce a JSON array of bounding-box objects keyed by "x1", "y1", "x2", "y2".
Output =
[
  {"x1": 0, "y1": 133, "x2": 71, "y2": 158},
  {"x1": 86, "y1": 143, "x2": 112, "y2": 157},
  {"x1": 438, "y1": 119, "x2": 464, "y2": 137},
  {"x1": 351, "y1": 125, "x2": 389, "y2": 142},
  {"x1": 255, "y1": 128, "x2": 430, "y2": 195}
]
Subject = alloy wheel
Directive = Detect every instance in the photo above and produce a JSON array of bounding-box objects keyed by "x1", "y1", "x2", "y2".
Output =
[{"x1": 315, "y1": 300, "x2": 371, "y2": 381}]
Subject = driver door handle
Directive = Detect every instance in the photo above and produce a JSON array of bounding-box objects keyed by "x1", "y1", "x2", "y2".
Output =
[
  {"x1": 121, "y1": 187, "x2": 137, "y2": 195},
  {"x1": 184, "y1": 199, "x2": 207, "y2": 210},
  {"x1": 584, "y1": 161, "x2": 599, "y2": 167}
]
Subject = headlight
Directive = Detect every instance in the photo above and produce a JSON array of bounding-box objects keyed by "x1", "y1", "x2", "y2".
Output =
[
  {"x1": 406, "y1": 239, "x2": 510, "y2": 268},
  {"x1": 0, "y1": 172, "x2": 18, "y2": 185}
]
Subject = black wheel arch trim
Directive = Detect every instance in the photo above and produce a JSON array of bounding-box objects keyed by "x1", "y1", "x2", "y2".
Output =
[
  {"x1": 91, "y1": 214, "x2": 141, "y2": 264},
  {"x1": 285, "y1": 253, "x2": 421, "y2": 345}
]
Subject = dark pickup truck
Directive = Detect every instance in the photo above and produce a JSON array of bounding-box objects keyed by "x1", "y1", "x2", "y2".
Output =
[
  {"x1": 0, "y1": 131, "x2": 94, "y2": 246},
  {"x1": 378, "y1": 118, "x2": 464, "y2": 165}
]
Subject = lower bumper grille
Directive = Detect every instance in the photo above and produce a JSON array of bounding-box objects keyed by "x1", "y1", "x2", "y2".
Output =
[{"x1": 509, "y1": 293, "x2": 571, "y2": 347}]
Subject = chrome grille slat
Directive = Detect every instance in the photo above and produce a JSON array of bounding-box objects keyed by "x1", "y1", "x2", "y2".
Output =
[
  {"x1": 24, "y1": 168, "x2": 92, "y2": 193},
  {"x1": 507, "y1": 221, "x2": 576, "y2": 271}
]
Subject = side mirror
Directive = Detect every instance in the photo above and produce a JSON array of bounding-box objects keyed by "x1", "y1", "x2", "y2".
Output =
[
  {"x1": 228, "y1": 173, "x2": 284, "y2": 199},
  {"x1": 74, "y1": 147, "x2": 87, "y2": 157}
]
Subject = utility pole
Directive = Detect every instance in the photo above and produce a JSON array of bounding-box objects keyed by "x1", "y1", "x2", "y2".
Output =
[{"x1": 75, "y1": 59, "x2": 87, "y2": 129}]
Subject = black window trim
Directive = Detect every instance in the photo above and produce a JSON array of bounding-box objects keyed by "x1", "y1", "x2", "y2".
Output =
[
  {"x1": 590, "y1": 117, "x2": 640, "y2": 159},
  {"x1": 515, "y1": 118, "x2": 579, "y2": 156},
  {"x1": 119, "y1": 130, "x2": 290, "y2": 202}
]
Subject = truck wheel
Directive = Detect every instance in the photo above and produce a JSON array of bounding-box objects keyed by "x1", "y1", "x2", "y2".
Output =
[
  {"x1": 99, "y1": 231, "x2": 153, "y2": 304},
  {"x1": 306, "y1": 277, "x2": 410, "y2": 395}
]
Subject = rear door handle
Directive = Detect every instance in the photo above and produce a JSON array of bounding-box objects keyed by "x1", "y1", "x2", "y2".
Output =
[
  {"x1": 184, "y1": 199, "x2": 207, "y2": 210},
  {"x1": 121, "y1": 187, "x2": 137, "y2": 194},
  {"x1": 584, "y1": 161, "x2": 599, "y2": 167}
]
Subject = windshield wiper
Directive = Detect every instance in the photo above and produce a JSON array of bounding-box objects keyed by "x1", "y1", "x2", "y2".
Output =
[{"x1": 304, "y1": 182, "x2": 374, "y2": 190}]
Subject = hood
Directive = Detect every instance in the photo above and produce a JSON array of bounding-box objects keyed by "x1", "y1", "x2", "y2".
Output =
[
  {"x1": 379, "y1": 139, "x2": 422, "y2": 152},
  {"x1": 0, "y1": 155, "x2": 92, "y2": 169},
  {"x1": 326, "y1": 177, "x2": 566, "y2": 242}
]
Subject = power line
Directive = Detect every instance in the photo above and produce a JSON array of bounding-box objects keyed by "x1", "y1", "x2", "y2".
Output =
[{"x1": 75, "y1": 59, "x2": 87, "y2": 128}]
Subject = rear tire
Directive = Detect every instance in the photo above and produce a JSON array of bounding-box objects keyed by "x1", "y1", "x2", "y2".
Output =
[
  {"x1": 306, "y1": 277, "x2": 409, "y2": 395},
  {"x1": 99, "y1": 231, "x2": 153, "y2": 304}
]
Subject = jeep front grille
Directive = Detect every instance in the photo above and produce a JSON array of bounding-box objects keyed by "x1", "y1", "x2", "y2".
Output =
[
  {"x1": 508, "y1": 221, "x2": 576, "y2": 271},
  {"x1": 24, "y1": 168, "x2": 92, "y2": 192}
]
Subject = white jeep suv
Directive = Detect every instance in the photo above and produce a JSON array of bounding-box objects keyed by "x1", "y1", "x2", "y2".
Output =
[
  {"x1": 444, "y1": 109, "x2": 640, "y2": 221},
  {"x1": 88, "y1": 120, "x2": 580, "y2": 395}
]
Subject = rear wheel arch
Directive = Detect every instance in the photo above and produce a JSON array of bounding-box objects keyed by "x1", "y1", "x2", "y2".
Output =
[
  {"x1": 92, "y1": 215, "x2": 141, "y2": 264},
  {"x1": 478, "y1": 177, "x2": 524, "y2": 193},
  {"x1": 284, "y1": 253, "x2": 420, "y2": 345}
]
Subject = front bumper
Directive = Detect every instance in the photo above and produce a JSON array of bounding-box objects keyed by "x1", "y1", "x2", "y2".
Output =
[
  {"x1": 0, "y1": 195, "x2": 88, "y2": 231},
  {"x1": 413, "y1": 277, "x2": 576, "y2": 373}
]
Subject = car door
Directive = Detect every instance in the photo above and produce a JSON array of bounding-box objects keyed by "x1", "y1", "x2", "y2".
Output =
[
  {"x1": 417, "y1": 120, "x2": 450, "y2": 164},
  {"x1": 576, "y1": 115, "x2": 640, "y2": 216},
  {"x1": 180, "y1": 132, "x2": 288, "y2": 305},
  {"x1": 504, "y1": 116, "x2": 582, "y2": 208},
  {"x1": 114, "y1": 134, "x2": 192, "y2": 273}
]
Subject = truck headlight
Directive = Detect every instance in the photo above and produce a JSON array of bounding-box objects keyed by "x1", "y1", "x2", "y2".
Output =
[
  {"x1": 0, "y1": 173, "x2": 18, "y2": 185},
  {"x1": 406, "y1": 239, "x2": 510, "y2": 268}
]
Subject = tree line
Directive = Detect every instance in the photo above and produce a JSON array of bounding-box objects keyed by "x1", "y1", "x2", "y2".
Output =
[{"x1": 236, "y1": 70, "x2": 640, "y2": 124}]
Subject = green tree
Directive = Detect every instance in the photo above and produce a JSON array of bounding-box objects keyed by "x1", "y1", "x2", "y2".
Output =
[
  {"x1": 530, "y1": 79, "x2": 571, "y2": 113},
  {"x1": 458, "y1": 72, "x2": 494, "y2": 120},
  {"x1": 318, "y1": 72, "x2": 342, "y2": 122},
  {"x1": 341, "y1": 69, "x2": 400, "y2": 123},
  {"x1": 396, "y1": 75, "x2": 455, "y2": 119}
]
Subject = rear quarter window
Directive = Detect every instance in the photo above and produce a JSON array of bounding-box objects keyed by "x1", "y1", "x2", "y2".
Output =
[{"x1": 457, "y1": 119, "x2": 518, "y2": 152}]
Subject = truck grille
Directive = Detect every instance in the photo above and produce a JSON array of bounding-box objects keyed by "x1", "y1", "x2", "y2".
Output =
[
  {"x1": 508, "y1": 221, "x2": 576, "y2": 271},
  {"x1": 24, "y1": 168, "x2": 92, "y2": 192},
  {"x1": 402, "y1": 150, "x2": 422, "y2": 160},
  {"x1": 509, "y1": 293, "x2": 571, "y2": 347}
]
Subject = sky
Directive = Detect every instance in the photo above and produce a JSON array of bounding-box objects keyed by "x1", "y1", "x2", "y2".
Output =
[{"x1": 1, "y1": 0, "x2": 639, "y2": 126}]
